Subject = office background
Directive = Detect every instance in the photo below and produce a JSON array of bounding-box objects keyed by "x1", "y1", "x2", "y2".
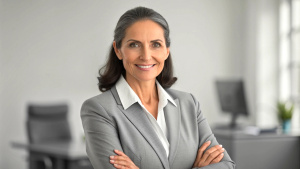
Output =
[{"x1": 0, "y1": 0, "x2": 291, "y2": 168}]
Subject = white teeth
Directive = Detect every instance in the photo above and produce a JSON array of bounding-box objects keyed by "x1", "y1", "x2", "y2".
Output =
[{"x1": 137, "y1": 65, "x2": 154, "y2": 68}]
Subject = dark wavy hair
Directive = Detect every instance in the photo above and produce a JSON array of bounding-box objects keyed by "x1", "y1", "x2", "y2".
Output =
[{"x1": 98, "y1": 6, "x2": 177, "y2": 92}]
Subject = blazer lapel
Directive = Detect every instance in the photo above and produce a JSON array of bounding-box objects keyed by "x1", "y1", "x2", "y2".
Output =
[
  {"x1": 110, "y1": 87, "x2": 170, "y2": 169},
  {"x1": 164, "y1": 99, "x2": 181, "y2": 166}
]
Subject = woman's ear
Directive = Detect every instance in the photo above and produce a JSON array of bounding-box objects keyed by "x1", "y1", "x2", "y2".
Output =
[
  {"x1": 165, "y1": 47, "x2": 170, "y2": 60},
  {"x1": 113, "y1": 41, "x2": 122, "y2": 60}
]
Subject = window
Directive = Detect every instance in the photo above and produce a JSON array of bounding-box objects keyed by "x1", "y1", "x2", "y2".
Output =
[{"x1": 280, "y1": 0, "x2": 300, "y2": 127}]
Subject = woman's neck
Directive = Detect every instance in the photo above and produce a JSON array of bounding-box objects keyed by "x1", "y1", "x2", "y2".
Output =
[
  {"x1": 127, "y1": 78, "x2": 158, "y2": 103},
  {"x1": 126, "y1": 76, "x2": 159, "y2": 118}
]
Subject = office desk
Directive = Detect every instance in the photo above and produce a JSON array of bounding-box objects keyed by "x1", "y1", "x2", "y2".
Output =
[
  {"x1": 213, "y1": 129, "x2": 300, "y2": 169},
  {"x1": 12, "y1": 141, "x2": 93, "y2": 169}
]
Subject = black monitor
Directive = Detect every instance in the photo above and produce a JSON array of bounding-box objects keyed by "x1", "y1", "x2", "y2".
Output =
[{"x1": 215, "y1": 79, "x2": 248, "y2": 129}]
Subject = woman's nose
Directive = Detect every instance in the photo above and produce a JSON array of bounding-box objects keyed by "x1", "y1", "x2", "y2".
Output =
[{"x1": 140, "y1": 46, "x2": 151, "y2": 61}]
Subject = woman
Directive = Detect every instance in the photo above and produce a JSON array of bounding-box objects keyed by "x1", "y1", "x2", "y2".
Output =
[{"x1": 81, "y1": 6, "x2": 235, "y2": 169}]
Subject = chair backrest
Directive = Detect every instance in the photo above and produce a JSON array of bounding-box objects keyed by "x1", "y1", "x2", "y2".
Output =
[{"x1": 27, "y1": 104, "x2": 72, "y2": 144}]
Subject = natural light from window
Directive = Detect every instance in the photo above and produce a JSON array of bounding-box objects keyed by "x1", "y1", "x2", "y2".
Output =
[{"x1": 280, "y1": 0, "x2": 300, "y2": 130}]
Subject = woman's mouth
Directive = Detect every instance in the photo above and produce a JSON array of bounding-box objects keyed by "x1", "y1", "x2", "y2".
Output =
[{"x1": 136, "y1": 64, "x2": 155, "y2": 69}]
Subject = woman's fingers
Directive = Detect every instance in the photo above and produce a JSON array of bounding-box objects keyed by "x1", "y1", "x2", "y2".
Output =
[
  {"x1": 193, "y1": 142, "x2": 225, "y2": 167},
  {"x1": 204, "y1": 146, "x2": 225, "y2": 164},
  {"x1": 198, "y1": 141, "x2": 212, "y2": 158},
  {"x1": 193, "y1": 141, "x2": 211, "y2": 167},
  {"x1": 199, "y1": 141, "x2": 211, "y2": 156},
  {"x1": 110, "y1": 150, "x2": 138, "y2": 169},
  {"x1": 210, "y1": 152, "x2": 225, "y2": 164},
  {"x1": 200, "y1": 144, "x2": 223, "y2": 163}
]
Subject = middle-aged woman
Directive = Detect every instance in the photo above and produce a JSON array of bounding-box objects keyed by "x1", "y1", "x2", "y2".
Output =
[{"x1": 81, "y1": 6, "x2": 235, "y2": 169}]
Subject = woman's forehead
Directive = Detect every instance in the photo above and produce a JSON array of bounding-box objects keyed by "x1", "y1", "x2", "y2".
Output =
[{"x1": 123, "y1": 20, "x2": 165, "y2": 41}]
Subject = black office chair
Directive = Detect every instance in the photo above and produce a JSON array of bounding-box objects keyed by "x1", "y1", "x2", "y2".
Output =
[
  {"x1": 27, "y1": 104, "x2": 71, "y2": 144},
  {"x1": 26, "y1": 103, "x2": 71, "y2": 169}
]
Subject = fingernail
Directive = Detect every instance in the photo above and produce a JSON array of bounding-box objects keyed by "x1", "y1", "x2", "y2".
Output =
[
  {"x1": 206, "y1": 141, "x2": 211, "y2": 144},
  {"x1": 222, "y1": 148, "x2": 225, "y2": 151},
  {"x1": 110, "y1": 160, "x2": 114, "y2": 163},
  {"x1": 114, "y1": 164, "x2": 119, "y2": 166},
  {"x1": 110, "y1": 156, "x2": 114, "y2": 159},
  {"x1": 219, "y1": 145, "x2": 223, "y2": 148}
]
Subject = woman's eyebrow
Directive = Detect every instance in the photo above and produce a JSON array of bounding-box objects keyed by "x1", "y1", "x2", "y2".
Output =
[
  {"x1": 151, "y1": 39, "x2": 163, "y2": 42},
  {"x1": 126, "y1": 39, "x2": 140, "y2": 43},
  {"x1": 126, "y1": 39, "x2": 164, "y2": 43}
]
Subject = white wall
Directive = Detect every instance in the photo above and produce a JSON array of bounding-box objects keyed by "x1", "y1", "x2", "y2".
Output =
[{"x1": 0, "y1": 0, "x2": 279, "y2": 168}]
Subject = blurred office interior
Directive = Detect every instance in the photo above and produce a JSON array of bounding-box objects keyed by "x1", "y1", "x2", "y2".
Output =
[{"x1": 0, "y1": 0, "x2": 299, "y2": 168}]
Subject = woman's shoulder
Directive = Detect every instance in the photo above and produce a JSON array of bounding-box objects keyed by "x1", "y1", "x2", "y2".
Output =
[
  {"x1": 82, "y1": 89, "x2": 116, "y2": 107},
  {"x1": 80, "y1": 89, "x2": 120, "y2": 120}
]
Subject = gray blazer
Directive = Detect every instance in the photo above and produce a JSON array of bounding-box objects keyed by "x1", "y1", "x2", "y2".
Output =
[{"x1": 81, "y1": 86, "x2": 235, "y2": 169}]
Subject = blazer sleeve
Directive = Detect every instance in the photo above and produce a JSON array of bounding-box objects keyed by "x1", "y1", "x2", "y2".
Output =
[
  {"x1": 190, "y1": 94, "x2": 236, "y2": 169},
  {"x1": 81, "y1": 98, "x2": 123, "y2": 169}
]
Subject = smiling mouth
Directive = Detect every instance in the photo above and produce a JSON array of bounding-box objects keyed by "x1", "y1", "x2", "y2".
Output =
[{"x1": 136, "y1": 64, "x2": 155, "y2": 69}]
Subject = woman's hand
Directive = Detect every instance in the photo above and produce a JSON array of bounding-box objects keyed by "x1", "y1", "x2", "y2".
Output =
[
  {"x1": 110, "y1": 149, "x2": 139, "y2": 169},
  {"x1": 193, "y1": 141, "x2": 225, "y2": 168}
]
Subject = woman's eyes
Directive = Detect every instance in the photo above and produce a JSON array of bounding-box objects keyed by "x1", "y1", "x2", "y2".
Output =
[
  {"x1": 129, "y1": 43, "x2": 139, "y2": 48},
  {"x1": 128, "y1": 42, "x2": 162, "y2": 48},
  {"x1": 152, "y1": 42, "x2": 161, "y2": 48}
]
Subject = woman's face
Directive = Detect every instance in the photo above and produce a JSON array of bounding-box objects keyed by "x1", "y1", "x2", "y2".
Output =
[{"x1": 113, "y1": 20, "x2": 170, "y2": 85}]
